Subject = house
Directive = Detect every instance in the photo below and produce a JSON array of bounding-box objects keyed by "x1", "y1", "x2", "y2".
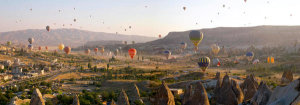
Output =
[{"x1": 169, "y1": 88, "x2": 183, "y2": 96}]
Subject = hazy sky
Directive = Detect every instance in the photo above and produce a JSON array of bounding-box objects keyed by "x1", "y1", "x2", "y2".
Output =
[{"x1": 0, "y1": 0, "x2": 299, "y2": 37}]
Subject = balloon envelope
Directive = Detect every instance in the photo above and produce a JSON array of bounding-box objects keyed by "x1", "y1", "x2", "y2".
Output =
[
  {"x1": 46, "y1": 26, "x2": 50, "y2": 32},
  {"x1": 211, "y1": 44, "x2": 220, "y2": 55},
  {"x1": 28, "y1": 38, "x2": 34, "y2": 44},
  {"x1": 189, "y1": 31, "x2": 203, "y2": 48},
  {"x1": 128, "y1": 48, "x2": 137, "y2": 59},
  {"x1": 198, "y1": 56, "x2": 210, "y2": 72},
  {"x1": 180, "y1": 42, "x2": 187, "y2": 49},
  {"x1": 38, "y1": 46, "x2": 42, "y2": 51},
  {"x1": 94, "y1": 48, "x2": 98, "y2": 53},
  {"x1": 163, "y1": 50, "x2": 171, "y2": 59},
  {"x1": 64, "y1": 46, "x2": 71, "y2": 54},
  {"x1": 58, "y1": 44, "x2": 64, "y2": 50}
]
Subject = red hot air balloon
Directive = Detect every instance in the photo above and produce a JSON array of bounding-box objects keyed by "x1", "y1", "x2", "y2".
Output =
[
  {"x1": 159, "y1": 34, "x2": 162, "y2": 38},
  {"x1": 45, "y1": 46, "x2": 48, "y2": 50},
  {"x1": 38, "y1": 46, "x2": 42, "y2": 51},
  {"x1": 94, "y1": 48, "x2": 98, "y2": 54},
  {"x1": 64, "y1": 46, "x2": 71, "y2": 54},
  {"x1": 128, "y1": 48, "x2": 137, "y2": 59}
]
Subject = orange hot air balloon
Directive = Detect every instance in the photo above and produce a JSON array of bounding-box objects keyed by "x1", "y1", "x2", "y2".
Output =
[
  {"x1": 38, "y1": 46, "x2": 42, "y2": 51},
  {"x1": 94, "y1": 48, "x2": 98, "y2": 54},
  {"x1": 45, "y1": 46, "x2": 48, "y2": 50},
  {"x1": 128, "y1": 48, "x2": 137, "y2": 59},
  {"x1": 64, "y1": 46, "x2": 71, "y2": 54}
]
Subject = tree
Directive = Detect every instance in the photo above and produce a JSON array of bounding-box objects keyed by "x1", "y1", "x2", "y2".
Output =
[{"x1": 88, "y1": 62, "x2": 92, "y2": 69}]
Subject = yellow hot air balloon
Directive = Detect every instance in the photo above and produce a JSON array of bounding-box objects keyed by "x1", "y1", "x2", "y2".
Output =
[
  {"x1": 58, "y1": 44, "x2": 64, "y2": 51},
  {"x1": 189, "y1": 31, "x2": 203, "y2": 51},
  {"x1": 211, "y1": 44, "x2": 220, "y2": 55},
  {"x1": 271, "y1": 57, "x2": 274, "y2": 63}
]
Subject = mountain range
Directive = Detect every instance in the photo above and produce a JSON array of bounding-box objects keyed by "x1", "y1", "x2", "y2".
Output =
[{"x1": 0, "y1": 29, "x2": 156, "y2": 47}]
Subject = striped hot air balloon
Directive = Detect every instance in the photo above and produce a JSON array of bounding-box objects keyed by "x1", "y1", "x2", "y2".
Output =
[{"x1": 198, "y1": 56, "x2": 210, "y2": 72}]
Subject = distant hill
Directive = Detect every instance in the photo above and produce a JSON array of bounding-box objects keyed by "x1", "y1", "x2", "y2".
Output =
[
  {"x1": 0, "y1": 29, "x2": 156, "y2": 47},
  {"x1": 137, "y1": 26, "x2": 300, "y2": 51}
]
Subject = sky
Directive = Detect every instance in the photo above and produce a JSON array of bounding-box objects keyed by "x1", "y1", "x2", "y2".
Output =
[{"x1": 0, "y1": 0, "x2": 299, "y2": 37}]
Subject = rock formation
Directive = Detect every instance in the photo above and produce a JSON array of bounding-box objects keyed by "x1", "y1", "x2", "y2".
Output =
[
  {"x1": 72, "y1": 94, "x2": 80, "y2": 105},
  {"x1": 231, "y1": 80, "x2": 244, "y2": 104},
  {"x1": 216, "y1": 74, "x2": 244, "y2": 105},
  {"x1": 240, "y1": 74, "x2": 259, "y2": 101},
  {"x1": 182, "y1": 85, "x2": 192, "y2": 105},
  {"x1": 129, "y1": 84, "x2": 143, "y2": 105},
  {"x1": 30, "y1": 88, "x2": 45, "y2": 105},
  {"x1": 267, "y1": 79, "x2": 300, "y2": 105},
  {"x1": 250, "y1": 81, "x2": 272, "y2": 105},
  {"x1": 117, "y1": 89, "x2": 130, "y2": 105},
  {"x1": 214, "y1": 72, "x2": 222, "y2": 98},
  {"x1": 281, "y1": 70, "x2": 293, "y2": 84},
  {"x1": 190, "y1": 82, "x2": 210, "y2": 105},
  {"x1": 155, "y1": 81, "x2": 175, "y2": 105}
]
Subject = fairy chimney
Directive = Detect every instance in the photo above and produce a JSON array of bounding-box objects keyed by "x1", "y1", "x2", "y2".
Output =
[
  {"x1": 240, "y1": 74, "x2": 259, "y2": 101},
  {"x1": 30, "y1": 88, "x2": 45, "y2": 105},
  {"x1": 155, "y1": 81, "x2": 175, "y2": 105},
  {"x1": 190, "y1": 82, "x2": 210, "y2": 105},
  {"x1": 117, "y1": 89, "x2": 130, "y2": 105}
]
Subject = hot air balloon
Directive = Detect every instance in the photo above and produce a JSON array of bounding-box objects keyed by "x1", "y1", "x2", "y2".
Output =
[
  {"x1": 163, "y1": 50, "x2": 171, "y2": 60},
  {"x1": 94, "y1": 48, "x2": 98, "y2": 54},
  {"x1": 246, "y1": 52, "x2": 254, "y2": 62},
  {"x1": 267, "y1": 56, "x2": 275, "y2": 64},
  {"x1": 28, "y1": 38, "x2": 34, "y2": 44},
  {"x1": 159, "y1": 34, "x2": 162, "y2": 38},
  {"x1": 223, "y1": 4, "x2": 225, "y2": 8},
  {"x1": 28, "y1": 44, "x2": 33, "y2": 50},
  {"x1": 58, "y1": 44, "x2": 64, "y2": 51},
  {"x1": 211, "y1": 44, "x2": 220, "y2": 55},
  {"x1": 252, "y1": 59, "x2": 259, "y2": 64},
  {"x1": 198, "y1": 57, "x2": 210, "y2": 72},
  {"x1": 46, "y1": 26, "x2": 50, "y2": 32},
  {"x1": 132, "y1": 41, "x2": 135, "y2": 44},
  {"x1": 128, "y1": 48, "x2": 137, "y2": 59},
  {"x1": 45, "y1": 46, "x2": 48, "y2": 51},
  {"x1": 74, "y1": 18, "x2": 76, "y2": 22},
  {"x1": 180, "y1": 42, "x2": 187, "y2": 50},
  {"x1": 129, "y1": 26, "x2": 132, "y2": 29},
  {"x1": 244, "y1": 0, "x2": 247, "y2": 3},
  {"x1": 183, "y1": 7, "x2": 186, "y2": 11},
  {"x1": 7, "y1": 41, "x2": 11, "y2": 46},
  {"x1": 100, "y1": 47, "x2": 105, "y2": 55},
  {"x1": 38, "y1": 46, "x2": 42, "y2": 51},
  {"x1": 212, "y1": 58, "x2": 221, "y2": 67},
  {"x1": 189, "y1": 31, "x2": 203, "y2": 51},
  {"x1": 64, "y1": 46, "x2": 71, "y2": 54},
  {"x1": 85, "y1": 49, "x2": 90, "y2": 55},
  {"x1": 124, "y1": 41, "x2": 128, "y2": 45}
]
